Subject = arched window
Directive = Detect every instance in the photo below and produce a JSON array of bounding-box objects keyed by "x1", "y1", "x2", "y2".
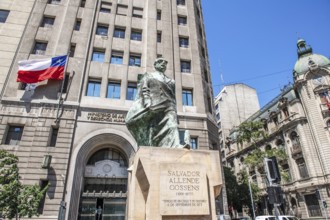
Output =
[
  {"x1": 261, "y1": 118, "x2": 268, "y2": 131},
  {"x1": 265, "y1": 145, "x2": 272, "y2": 151},
  {"x1": 87, "y1": 148, "x2": 127, "y2": 167},
  {"x1": 229, "y1": 160, "x2": 234, "y2": 168},
  {"x1": 276, "y1": 139, "x2": 285, "y2": 150},
  {"x1": 327, "y1": 120, "x2": 330, "y2": 132},
  {"x1": 290, "y1": 131, "x2": 300, "y2": 147}
]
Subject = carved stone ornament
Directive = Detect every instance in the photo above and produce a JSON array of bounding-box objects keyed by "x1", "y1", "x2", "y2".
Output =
[
  {"x1": 308, "y1": 57, "x2": 319, "y2": 72},
  {"x1": 85, "y1": 160, "x2": 128, "y2": 178}
]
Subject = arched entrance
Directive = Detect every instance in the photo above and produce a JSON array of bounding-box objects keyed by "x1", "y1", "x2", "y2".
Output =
[
  {"x1": 66, "y1": 131, "x2": 136, "y2": 220},
  {"x1": 78, "y1": 148, "x2": 128, "y2": 220}
]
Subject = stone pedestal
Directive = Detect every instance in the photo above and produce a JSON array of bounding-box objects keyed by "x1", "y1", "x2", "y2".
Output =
[{"x1": 127, "y1": 147, "x2": 223, "y2": 220}]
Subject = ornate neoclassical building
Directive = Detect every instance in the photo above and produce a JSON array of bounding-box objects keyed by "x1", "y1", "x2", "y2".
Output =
[
  {"x1": 225, "y1": 39, "x2": 330, "y2": 219},
  {"x1": 0, "y1": 0, "x2": 220, "y2": 219}
]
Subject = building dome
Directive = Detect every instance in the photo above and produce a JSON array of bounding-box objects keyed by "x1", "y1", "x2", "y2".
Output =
[
  {"x1": 294, "y1": 54, "x2": 330, "y2": 76},
  {"x1": 293, "y1": 39, "x2": 330, "y2": 76}
]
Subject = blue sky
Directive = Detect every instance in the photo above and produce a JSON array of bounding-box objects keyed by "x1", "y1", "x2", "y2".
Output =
[{"x1": 201, "y1": 0, "x2": 330, "y2": 107}]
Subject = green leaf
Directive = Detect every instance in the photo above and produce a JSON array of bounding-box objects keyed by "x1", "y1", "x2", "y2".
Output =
[{"x1": 0, "y1": 150, "x2": 49, "y2": 219}]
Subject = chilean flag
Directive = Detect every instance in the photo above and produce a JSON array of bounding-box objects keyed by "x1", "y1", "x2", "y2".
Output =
[{"x1": 17, "y1": 55, "x2": 67, "y2": 83}]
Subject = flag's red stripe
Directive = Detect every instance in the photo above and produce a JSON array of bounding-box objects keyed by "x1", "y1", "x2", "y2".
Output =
[{"x1": 17, "y1": 66, "x2": 64, "y2": 83}]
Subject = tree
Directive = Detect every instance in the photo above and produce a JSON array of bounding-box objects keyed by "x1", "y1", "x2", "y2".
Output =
[
  {"x1": 224, "y1": 167, "x2": 259, "y2": 215},
  {"x1": 224, "y1": 167, "x2": 240, "y2": 211},
  {"x1": 0, "y1": 150, "x2": 49, "y2": 219}
]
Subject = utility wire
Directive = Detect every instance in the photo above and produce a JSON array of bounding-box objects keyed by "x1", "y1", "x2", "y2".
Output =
[
  {"x1": 257, "y1": 86, "x2": 282, "y2": 95},
  {"x1": 213, "y1": 69, "x2": 292, "y2": 87}
]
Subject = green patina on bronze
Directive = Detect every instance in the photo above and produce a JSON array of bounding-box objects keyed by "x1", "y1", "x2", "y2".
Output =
[{"x1": 125, "y1": 58, "x2": 186, "y2": 148}]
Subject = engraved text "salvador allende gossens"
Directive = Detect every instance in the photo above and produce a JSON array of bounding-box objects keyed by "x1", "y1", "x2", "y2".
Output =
[{"x1": 168, "y1": 171, "x2": 200, "y2": 191}]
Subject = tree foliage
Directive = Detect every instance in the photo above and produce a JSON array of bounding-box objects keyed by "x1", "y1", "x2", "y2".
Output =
[
  {"x1": 236, "y1": 121, "x2": 267, "y2": 146},
  {"x1": 224, "y1": 167, "x2": 259, "y2": 215},
  {"x1": 236, "y1": 120, "x2": 290, "y2": 183},
  {"x1": 244, "y1": 148, "x2": 287, "y2": 168},
  {"x1": 0, "y1": 150, "x2": 49, "y2": 219}
]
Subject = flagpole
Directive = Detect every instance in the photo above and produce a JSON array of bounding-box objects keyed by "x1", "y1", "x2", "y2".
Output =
[{"x1": 55, "y1": 54, "x2": 69, "y2": 124}]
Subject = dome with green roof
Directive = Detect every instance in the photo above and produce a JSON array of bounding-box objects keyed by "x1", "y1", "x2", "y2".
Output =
[{"x1": 293, "y1": 39, "x2": 330, "y2": 76}]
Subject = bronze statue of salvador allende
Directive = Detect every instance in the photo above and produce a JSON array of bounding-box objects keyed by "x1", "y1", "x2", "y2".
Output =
[{"x1": 125, "y1": 58, "x2": 190, "y2": 148}]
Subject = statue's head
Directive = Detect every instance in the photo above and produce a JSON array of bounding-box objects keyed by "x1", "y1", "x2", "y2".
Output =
[{"x1": 154, "y1": 58, "x2": 168, "y2": 72}]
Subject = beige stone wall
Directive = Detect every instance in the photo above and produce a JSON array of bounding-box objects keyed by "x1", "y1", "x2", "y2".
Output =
[{"x1": 0, "y1": 0, "x2": 36, "y2": 94}]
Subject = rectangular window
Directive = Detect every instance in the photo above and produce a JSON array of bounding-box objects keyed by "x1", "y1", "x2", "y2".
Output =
[
  {"x1": 196, "y1": 7, "x2": 201, "y2": 19},
  {"x1": 180, "y1": 60, "x2": 191, "y2": 73},
  {"x1": 296, "y1": 158, "x2": 309, "y2": 179},
  {"x1": 47, "y1": 0, "x2": 61, "y2": 5},
  {"x1": 100, "y1": 1, "x2": 112, "y2": 13},
  {"x1": 179, "y1": 36, "x2": 189, "y2": 48},
  {"x1": 41, "y1": 16, "x2": 55, "y2": 28},
  {"x1": 62, "y1": 73, "x2": 70, "y2": 93},
  {"x1": 190, "y1": 138, "x2": 198, "y2": 150},
  {"x1": 32, "y1": 42, "x2": 47, "y2": 55},
  {"x1": 281, "y1": 163, "x2": 292, "y2": 183},
  {"x1": 157, "y1": 10, "x2": 161, "y2": 20},
  {"x1": 132, "y1": 7, "x2": 143, "y2": 18},
  {"x1": 110, "y1": 51, "x2": 123, "y2": 64},
  {"x1": 70, "y1": 44, "x2": 76, "y2": 57},
  {"x1": 182, "y1": 89, "x2": 193, "y2": 106},
  {"x1": 178, "y1": 15, "x2": 187, "y2": 25},
  {"x1": 49, "y1": 127, "x2": 58, "y2": 147},
  {"x1": 37, "y1": 180, "x2": 49, "y2": 214},
  {"x1": 117, "y1": 5, "x2": 128, "y2": 16},
  {"x1": 129, "y1": 54, "x2": 141, "y2": 67},
  {"x1": 107, "y1": 82, "x2": 121, "y2": 99},
  {"x1": 157, "y1": 31, "x2": 162, "y2": 43},
  {"x1": 131, "y1": 29, "x2": 142, "y2": 41},
  {"x1": 127, "y1": 82, "x2": 137, "y2": 100},
  {"x1": 207, "y1": 96, "x2": 213, "y2": 113},
  {"x1": 86, "y1": 79, "x2": 101, "y2": 97},
  {"x1": 103, "y1": 199, "x2": 126, "y2": 217},
  {"x1": 204, "y1": 69, "x2": 209, "y2": 82},
  {"x1": 92, "y1": 49, "x2": 105, "y2": 62},
  {"x1": 80, "y1": 0, "x2": 86, "y2": 7},
  {"x1": 198, "y1": 26, "x2": 203, "y2": 37},
  {"x1": 114, "y1": 27, "x2": 125, "y2": 38},
  {"x1": 74, "y1": 19, "x2": 81, "y2": 31},
  {"x1": 47, "y1": 0, "x2": 61, "y2": 4},
  {"x1": 305, "y1": 194, "x2": 322, "y2": 217},
  {"x1": 177, "y1": 0, "x2": 185, "y2": 6},
  {"x1": 4, "y1": 125, "x2": 24, "y2": 145},
  {"x1": 19, "y1": 83, "x2": 27, "y2": 90},
  {"x1": 201, "y1": 45, "x2": 206, "y2": 58},
  {"x1": 96, "y1": 24, "x2": 108, "y2": 36}
]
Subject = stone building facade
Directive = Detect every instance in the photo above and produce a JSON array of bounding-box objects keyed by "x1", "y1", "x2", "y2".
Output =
[
  {"x1": 0, "y1": 0, "x2": 219, "y2": 219},
  {"x1": 225, "y1": 40, "x2": 330, "y2": 219},
  {"x1": 214, "y1": 83, "x2": 260, "y2": 165}
]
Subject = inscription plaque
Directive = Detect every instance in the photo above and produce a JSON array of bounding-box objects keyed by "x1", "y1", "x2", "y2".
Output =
[
  {"x1": 87, "y1": 112, "x2": 125, "y2": 123},
  {"x1": 160, "y1": 163, "x2": 209, "y2": 215}
]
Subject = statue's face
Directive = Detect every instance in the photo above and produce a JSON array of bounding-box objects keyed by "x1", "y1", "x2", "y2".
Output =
[{"x1": 154, "y1": 59, "x2": 168, "y2": 72}]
